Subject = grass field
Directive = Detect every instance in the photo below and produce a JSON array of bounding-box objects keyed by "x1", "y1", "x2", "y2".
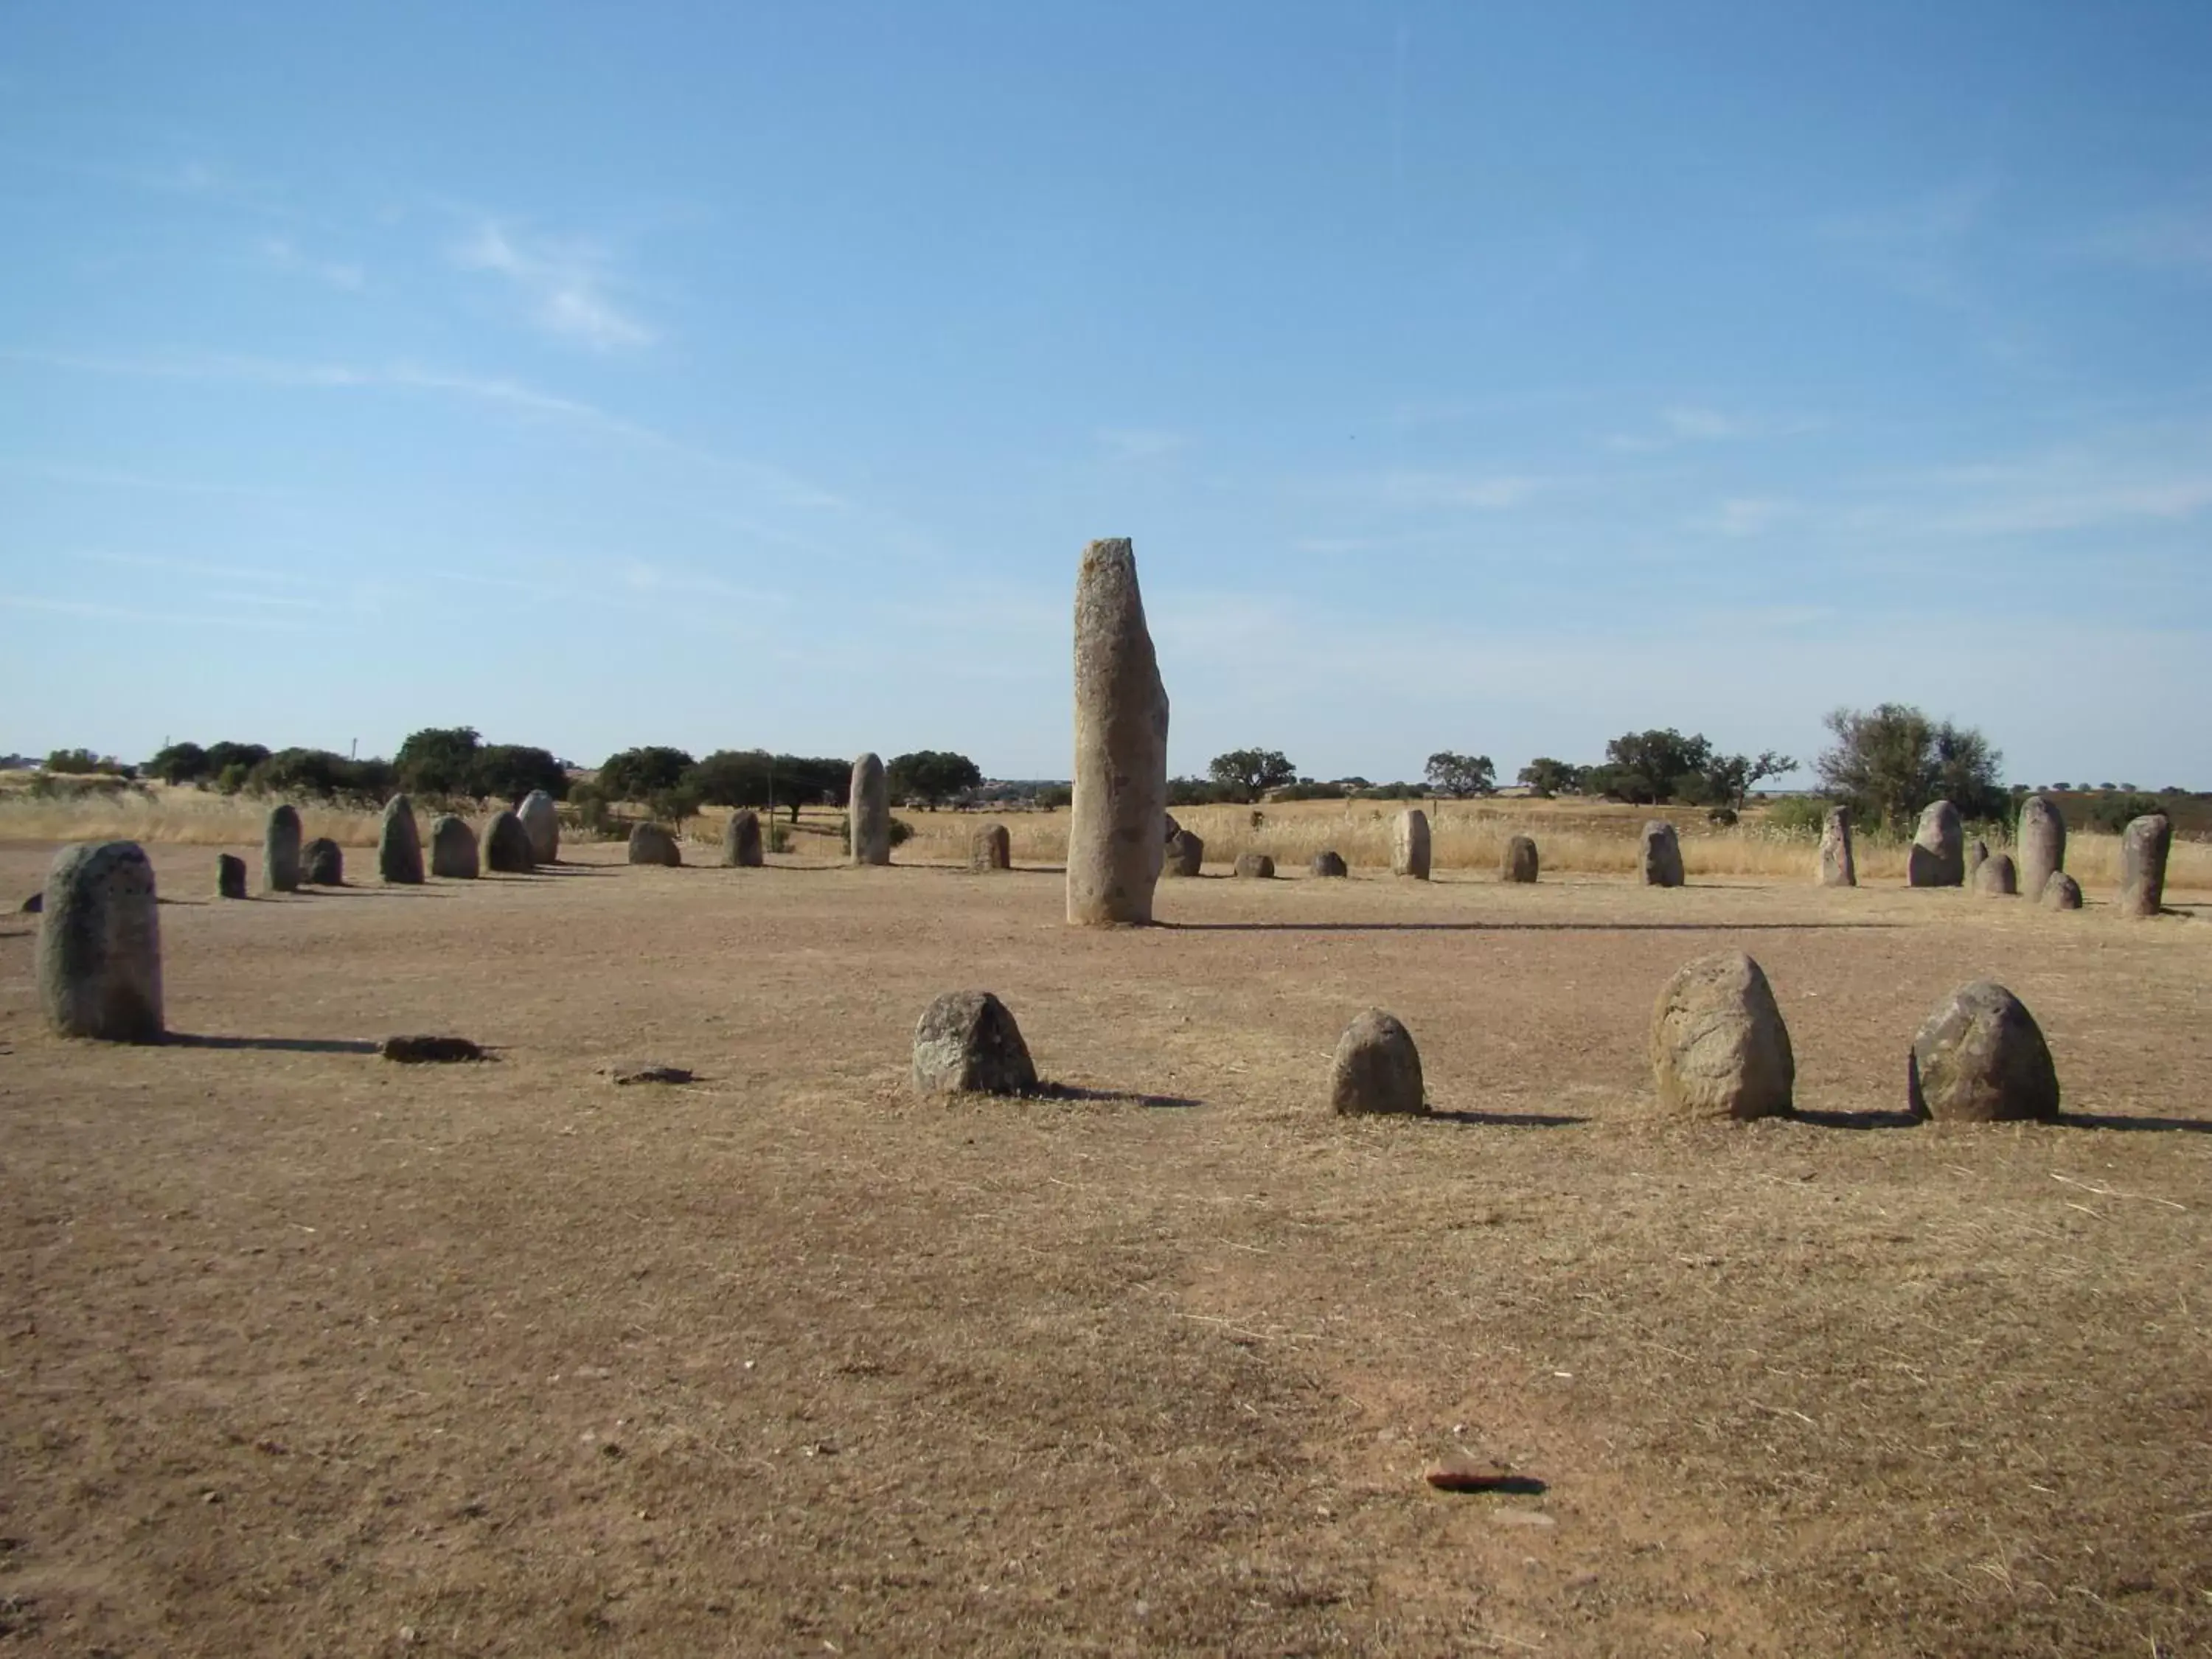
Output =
[
  {"x1": 3, "y1": 839, "x2": 2209, "y2": 1655},
  {"x1": 4, "y1": 782, "x2": 2208, "y2": 893}
]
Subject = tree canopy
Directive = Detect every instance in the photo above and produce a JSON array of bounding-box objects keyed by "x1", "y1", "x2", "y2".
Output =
[
  {"x1": 886, "y1": 750, "x2": 984, "y2": 808},
  {"x1": 1207, "y1": 748, "x2": 1298, "y2": 802},
  {"x1": 1816, "y1": 704, "x2": 2006, "y2": 830},
  {"x1": 1424, "y1": 751, "x2": 1497, "y2": 797}
]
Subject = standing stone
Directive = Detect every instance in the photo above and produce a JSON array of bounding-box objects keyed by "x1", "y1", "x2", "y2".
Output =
[
  {"x1": 1067, "y1": 538, "x2": 1169, "y2": 925},
  {"x1": 518, "y1": 789, "x2": 560, "y2": 864},
  {"x1": 378, "y1": 796, "x2": 424, "y2": 885},
  {"x1": 1310, "y1": 849, "x2": 1348, "y2": 878},
  {"x1": 1165, "y1": 829, "x2": 1205, "y2": 877},
  {"x1": 302, "y1": 838, "x2": 344, "y2": 886},
  {"x1": 1234, "y1": 852, "x2": 1276, "y2": 880},
  {"x1": 1818, "y1": 806, "x2": 1856, "y2": 888},
  {"x1": 1966, "y1": 838, "x2": 1989, "y2": 882},
  {"x1": 1639, "y1": 821, "x2": 1684, "y2": 887},
  {"x1": 1907, "y1": 981, "x2": 2059, "y2": 1122},
  {"x1": 1391, "y1": 809, "x2": 1431, "y2": 880},
  {"x1": 429, "y1": 815, "x2": 480, "y2": 880},
  {"x1": 1649, "y1": 952, "x2": 1794, "y2": 1120},
  {"x1": 970, "y1": 823, "x2": 1012, "y2": 872},
  {"x1": 2040, "y1": 872, "x2": 2083, "y2": 911},
  {"x1": 849, "y1": 753, "x2": 891, "y2": 867},
  {"x1": 627, "y1": 822, "x2": 682, "y2": 867},
  {"x1": 1328, "y1": 1010, "x2": 1427, "y2": 1116},
  {"x1": 216, "y1": 854, "x2": 248, "y2": 900},
  {"x1": 1501, "y1": 835, "x2": 1539, "y2": 884},
  {"x1": 484, "y1": 810, "x2": 535, "y2": 873},
  {"x1": 911, "y1": 990, "x2": 1038, "y2": 1096},
  {"x1": 1163, "y1": 813, "x2": 1182, "y2": 844},
  {"x1": 2118, "y1": 813, "x2": 2171, "y2": 919},
  {"x1": 1973, "y1": 852, "x2": 2017, "y2": 897},
  {"x1": 724, "y1": 810, "x2": 764, "y2": 868},
  {"x1": 262, "y1": 804, "x2": 302, "y2": 893},
  {"x1": 1907, "y1": 801, "x2": 1964, "y2": 887},
  {"x1": 36, "y1": 841, "x2": 163, "y2": 1042},
  {"x1": 2017, "y1": 795, "x2": 2065, "y2": 900}
]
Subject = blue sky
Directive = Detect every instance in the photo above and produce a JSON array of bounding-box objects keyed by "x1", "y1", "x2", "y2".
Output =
[{"x1": 4, "y1": 1, "x2": 2211, "y2": 787}]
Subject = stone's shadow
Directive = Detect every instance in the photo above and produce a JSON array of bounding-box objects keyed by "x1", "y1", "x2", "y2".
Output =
[
  {"x1": 295, "y1": 886, "x2": 451, "y2": 898},
  {"x1": 1425, "y1": 1109, "x2": 1588, "y2": 1128},
  {"x1": 1787, "y1": 1107, "x2": 1925, "y2": 1130},
  {"x1": 165, "y1": 1033, "x2": 381, "y2": 1055},
  {"x1": 1032, "y1": 1082, "x2": 1202, "y2": 1110},
  {"x1": 2057, "y1": 1112, "x2": 2212, "y2": 1135},
  {"x1": 1430, "y1": 1472, "x2": 1550, "y2": 1497},
  {"x1": 1160, "y1": 920, "x2": 1901, "y2": 935}
]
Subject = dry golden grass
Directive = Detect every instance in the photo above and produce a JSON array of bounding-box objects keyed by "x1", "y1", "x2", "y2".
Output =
[
  {"x1": 11, "y1": 784, "x2": 2211, "y2": 895},
  {"x1": 4, "y1": 841, "x2": 2210, "y2": 1655}
]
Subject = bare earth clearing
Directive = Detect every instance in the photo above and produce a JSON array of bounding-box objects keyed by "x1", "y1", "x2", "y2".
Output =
[{"x1": 3, "y1": 843, "x2": 2209, "y2": 1656}]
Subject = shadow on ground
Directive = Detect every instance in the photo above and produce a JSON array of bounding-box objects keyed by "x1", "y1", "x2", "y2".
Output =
[
  {"x1": 1162, "y1": 920, "x2": 1900, "y2": 935},
  {"x1": 164, "y1": 1033, "x2": 381, "y2": 1055},
  {"x1": 1034, "y1": 1082, "x2": 1202, "y2": 1110}
]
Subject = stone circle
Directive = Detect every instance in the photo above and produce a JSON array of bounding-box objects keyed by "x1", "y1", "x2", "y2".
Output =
[
  {"x1": 2118, "y1": 813, "x2": 2171, "y2": 919},
  {"x1": 1501, "y1": 835, "x2": 1539, "y2": 884},
  {"x1": 36, "y1": 841, "x2": 164, "y2": 1043},
  {"x1": 627, "y1": 822, "x2": 682, "y2": 866},
  {"x1": 484, "y1": 810, "x2": 535, "y2": 873},
  {"x1": 378, "y1": 795, "x2": 425, "y2": 885},
  {"x1": 1068, "y1": 538, "x2": 1169, "y2": 925},
  {"x1": 1907, "y1": 800, "x2": 1963, "y2": 887},
  {"x1": 911, "y1": 990, "x2": 1038, "y2": 1096},
  {"x1": 1391, "y1": 809, "x2": 1431, "y2": 880},
  {"x1": 1639, "y1": 821, "x2": 1684, "y2": 887},
  {"x1": 429, "y1": 815, "x2": 480, "y2": 880},
  {"x1": 1649, "y1": 951, "x2": 1793, "y2": 1119},
  {"x1": 1328, "y1": 1009, "x2": 1427, "y2": 1116},
  {"x1": 1907, "y1": 981, "x2": 2059, "y2": 1122},
  {"x1": 263, "y1": 804, "x2": 302, "y2": 893}
]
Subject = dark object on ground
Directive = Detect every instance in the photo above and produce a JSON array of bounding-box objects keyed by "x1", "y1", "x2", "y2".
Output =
[{"x1": 380, "y1": 1034, "x2": 484, "y2": 1064}]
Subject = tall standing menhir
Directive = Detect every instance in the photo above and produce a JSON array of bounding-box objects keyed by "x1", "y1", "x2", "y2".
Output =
[{"x1": 1066, "y1": 538, "x2": 1169, "y2": 925}]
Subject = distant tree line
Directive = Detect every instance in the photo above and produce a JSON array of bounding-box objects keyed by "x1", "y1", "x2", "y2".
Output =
[{"x1": 143, "y1": 729, "x2": 569, "y2": 807}]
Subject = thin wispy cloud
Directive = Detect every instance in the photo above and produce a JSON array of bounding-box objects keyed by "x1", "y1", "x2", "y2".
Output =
[
  {"x1": 258, "y1": 234, "x2": 365, "y2": 291},
  {"x1": 453, "y1": 222, "x2": 654, "y2": 351},
  {"x1": 1606, "y1": 405, "x2": 1817, "y2": 453},
  {"x1": 1815, "y1": 183, "x2": 1989, "y2": 307}
]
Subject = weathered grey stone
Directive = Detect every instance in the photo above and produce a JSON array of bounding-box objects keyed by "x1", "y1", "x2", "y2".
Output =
[
  {"x1": 1972, "y1": 851, "x2": 2017, "y2": 896},
  {"x1": 1501, "y1": 835, "x2": 1539, "y2": 884},
  {"x1": 1163, "y1": 813, "x2": 1182, "y2": 844},
  {"x1": 428, "y1": 815, "x2": 480, "y2": 880},
  {"x1": 36, "y1": 841, "x2": 163, "y2": 1042},
  {"x1": 378, "y1": 796, "x2": 424, "y2": 885},
  {"x1": 518, "y1": 789, "x2": 560, "y2": 864},
  {"x1": 2040, "y1": 871, "x2": 2083, "y2": 911},
  {"x1": 1966, "y1": 838, "x2": 1989, "y2": 881},
  {"x1": 2118, "y1": 813, "x2": 2171, "y2": 919},
  {"x1": 2017, "y1": 795, "x2": 2065, "y2": 900},
  {"x1": 1649, "y1": 951, "x2": 1793, "y2": 1120},
  {"x1": 1907, "y1": 801, "x2": 1964, "y2": 888},
  {"x1": 1639, "y1": 821, "x2": 1684, "y2": 888},
  {"x1": 216, "y1": 853, "x2": 248, "y2": 900},
  {"x1": 263, "y1": 804, "x2": 302, "y2": 893},
  {"x1": 1235, "y1": 852, "x2": 1276, "y2": 880},
  {"x1": 1818, "y1": 806, "x2": 1856, "y2": 888},
  {"x1": 1328, "y1": 1009, "x2": 1427, "y2": 1116},
  {"x1": 1392, "y1": 809, "x2": 1431, "y2": 880},
  {"x1": 1310, "y1": 849, "x2": 1348, "y2": 878},
  {"x1": 1068, "y1": 538, "x2": 1169, "y2": 925},
  {"x1": 1165, "y1": 829, "x2": 1204, "y2": 877},
  {"x1": 911, "y1": 990, "x2": 1038, "y2": 1096},
  {"x1": 1907, "y1": 981, "x2": 2059, "y2": 1122},
  {"x1": 302, "y1": 838, "x2": 344, "y2": 886},
  {"x1": 627, "y1": 822, "x2": 682, "y2": 866},
  {"x1": 849, "y1": 753, "x2": 890, "y2": 866},
  {"x1": 724, "y1": 810, "x2": 764, "y2": 868},
  {"x1": 484, "y1": 810, "x2": 534, "y2": 874},
  {"x1": 970, "y1": 823, "x2": 1012, "y2": 872}
]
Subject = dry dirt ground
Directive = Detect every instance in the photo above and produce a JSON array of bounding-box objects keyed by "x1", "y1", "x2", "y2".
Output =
[{"x1": 2, "y1": 842, "x2": 2208, "y2": 1658}]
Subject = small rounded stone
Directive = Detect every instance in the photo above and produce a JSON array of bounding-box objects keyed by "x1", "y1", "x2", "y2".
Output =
[
  {"x1": 1907, "y1": 981, "x2": 2059, "y2": 1122},
  {"x1": 484, "y1": 810, "x2": 535, "y2": 874},
  {"x1": 1165, "y1": 830, "x2": 1204, "y2": 877},
  {"x1": 1500, "y1": 835, "x2": 1539, "y2": 884},
  {"x1": 1310, "y1": 850, "x2": 1348, "y2": 878},
  {"x1": 428, "y1": 815, "x2": 479, "y2": 880},
  {"x1": 627, "y1": 822, "x2": 682, "y2": 866},
  {"x1": 1329, "y1": 1009, "x2": 1427, "y2": 1116},
  {"x1": 911, "y1": 990, "x2": 1038, "y2": 1096},
  {"x1": 1649, "y1": 951, "x2": 1793, "y2": 1120},
  {"x1": 1234, "y1": 852, "x2": 1276, "y2": 879}
]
